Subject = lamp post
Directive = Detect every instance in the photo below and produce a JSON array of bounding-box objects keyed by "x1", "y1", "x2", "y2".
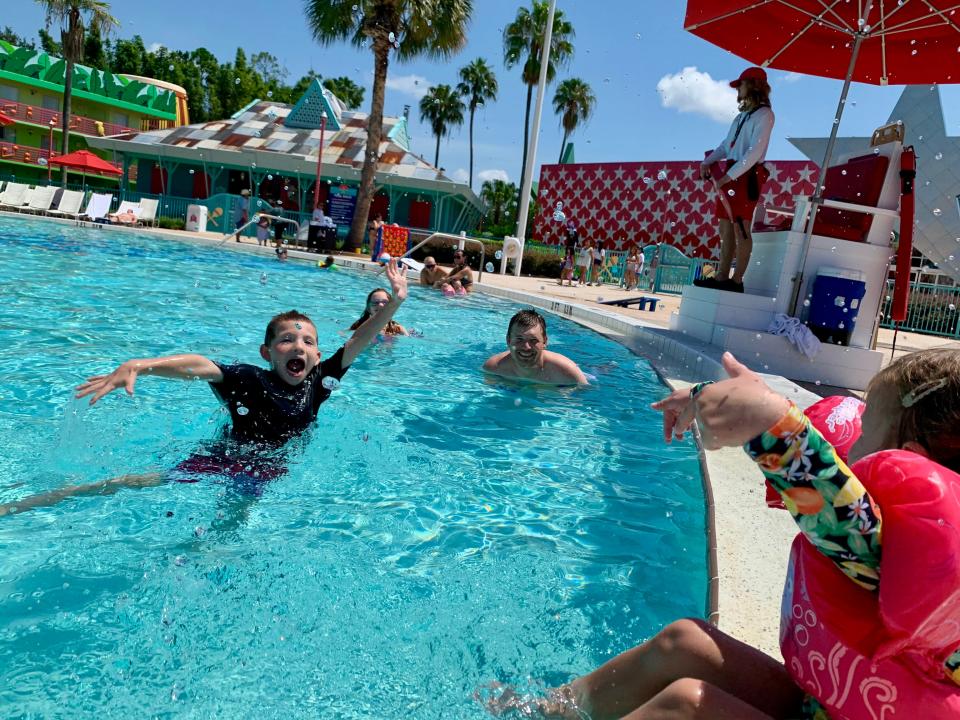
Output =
[
  {"x1": 47, "y1": 119, "x2": 56, "y2": 183},
  {"x1": 513, "y1": 0, "x2": 557, "y2": 276},
  {"x1": 312, "y1": 111, "x2": 328, "y2": 209}
]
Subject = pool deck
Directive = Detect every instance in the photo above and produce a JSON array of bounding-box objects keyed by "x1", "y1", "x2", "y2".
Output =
[{"x1": 10, "y1": 214, "x2": 960, "y2": 659}]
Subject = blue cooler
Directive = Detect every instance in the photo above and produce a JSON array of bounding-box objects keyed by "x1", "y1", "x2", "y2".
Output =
[{"x1": 806, "y1": 267, "x2": 867, "y2": 346}]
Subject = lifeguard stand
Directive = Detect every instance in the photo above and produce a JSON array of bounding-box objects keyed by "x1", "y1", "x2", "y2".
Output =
[{"x1": 671, "y1": 122, "x2": 905, "y2": 390}]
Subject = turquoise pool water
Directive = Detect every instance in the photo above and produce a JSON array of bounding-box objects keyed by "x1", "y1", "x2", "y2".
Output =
[{"x1": 0, "y1": 217, "x2": 706, "y2": 718}]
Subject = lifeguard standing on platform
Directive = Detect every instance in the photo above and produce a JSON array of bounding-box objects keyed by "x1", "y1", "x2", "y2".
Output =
[{"x1": 696, "y1": 67, "x2": 775, "y2": 293}]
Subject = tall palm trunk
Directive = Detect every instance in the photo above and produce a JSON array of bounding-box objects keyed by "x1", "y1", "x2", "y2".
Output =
[
  {"x1": 434, "y1": 133, "x2": 441, "y2": 168},
  {"x1": 558, "y1": 128, "x2": 569, "y2": 163},
  {"x1": 467, "y1": 105, "x2": 475, "y2": 188},
  {"x1": 59, "y1": 7, "x2": 81, "y2": 185},
  {"x1": 346, "y1": 39, "x2": 389, "y2": 252},
  {"x1": 515, "y1": 83, "x2": 533, "y2": 211}
]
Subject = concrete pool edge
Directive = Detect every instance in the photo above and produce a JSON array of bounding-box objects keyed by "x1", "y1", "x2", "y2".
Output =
[{"x1": 4, "y1": 213, "x2": 798, "y2": 658}]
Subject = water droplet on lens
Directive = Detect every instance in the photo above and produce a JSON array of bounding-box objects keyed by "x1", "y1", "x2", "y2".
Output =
[
  {"x1": 236, "y1": 405, "x2": 249, "y2": 416},
  {"x1": 260, "y1": 273, "x2": 267, "y2": 285},
  {"x1": 934, "y1": 208, "x2": 943, "y2": 216},
  {"x1": 727, "y1": 189, "x2": 735, "y2": 196},
  {"x1": 322, "y1": 376, "x2": 340, "y2": 391},
  {"x1": 657, "y1": 170, "x2": 667, "y2": 180},
  {"x1": 936, "y1": 152, "x2": 944, "y2": 160},
  {"x1": 234, "y1": 77, "x2": 240, "y2": 84}
]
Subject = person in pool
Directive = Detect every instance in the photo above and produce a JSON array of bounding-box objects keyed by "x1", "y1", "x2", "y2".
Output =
[
  {"x1": 434, "y1": 249, "x2": 473, "y2": 294},
  {"x1": 483, "y1": 309, "x2": 587, "y2": 385},
  {"x1": 349, "y1": 287, "x2": 408, "y2": 337},
  {"x1": 0, "y1": 260, "x2": 409, "y2": 516}
]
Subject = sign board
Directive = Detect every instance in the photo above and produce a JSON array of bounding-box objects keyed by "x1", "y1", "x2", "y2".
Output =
[{"x1": 328, "y1": 184, "x2": 357, "y2": 226}]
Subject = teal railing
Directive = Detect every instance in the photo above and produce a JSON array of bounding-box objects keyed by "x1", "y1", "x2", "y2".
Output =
[{"x1": 878, "y1": 280, "x2": 960, "y2": 338}]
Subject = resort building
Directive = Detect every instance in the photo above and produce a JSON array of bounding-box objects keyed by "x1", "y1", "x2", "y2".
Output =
[
  {"x1": 86, "y1": 79, "x2": 483, "y2": 236},
  {"x1": 0, "y1": 40, "x2": 185, "y2": 186}
]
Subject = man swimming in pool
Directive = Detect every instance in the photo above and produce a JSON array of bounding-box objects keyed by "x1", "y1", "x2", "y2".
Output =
[
  {"x1": 0, "y1": 260, "x2": 409, "y2": 515},
  {"x1": 483, "y1": 309, "x2": 588, "y2": 385}
]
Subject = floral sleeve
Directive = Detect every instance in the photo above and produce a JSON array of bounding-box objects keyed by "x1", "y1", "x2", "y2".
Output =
[{"x1": 744, "y1": 403, "x2": 883, "y2": 591}]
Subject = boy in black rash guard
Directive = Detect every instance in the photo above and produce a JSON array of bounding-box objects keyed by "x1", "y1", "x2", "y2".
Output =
[{"x1": 0, "y1": 261, "x2": 408, "y2": 516}]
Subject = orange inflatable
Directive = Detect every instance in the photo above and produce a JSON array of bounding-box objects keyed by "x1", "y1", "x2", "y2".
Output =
[{"x1": 780, "y1": 449, "x2": 960, "y2": 718}]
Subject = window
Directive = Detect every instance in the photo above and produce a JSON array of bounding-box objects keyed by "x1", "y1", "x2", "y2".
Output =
[
  {"x1": 42, "y1": 95, "x2": 60, "y2": 111},
  {"x1": 0, "y1": 86, "x2": 17, "y2": 102},
  {"x1": 0, "y1": 127, "x2": 14, "y2": 143},
  {"x1": 110, "y1": 112, "x2": 129, "y2": 128}
]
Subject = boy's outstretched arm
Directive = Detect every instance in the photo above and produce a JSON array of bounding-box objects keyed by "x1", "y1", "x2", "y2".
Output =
[
  {"x1": 342, "y1": 259, "x2": 408, "y2": 367},
  {"x1": 75, "y1": 354, "x2": 223, "y2": 405}
]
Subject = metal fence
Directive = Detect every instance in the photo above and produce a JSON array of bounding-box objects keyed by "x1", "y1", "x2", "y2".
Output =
[{"x1": 878, "y1": 280, "x2": 960, "y2": 337}]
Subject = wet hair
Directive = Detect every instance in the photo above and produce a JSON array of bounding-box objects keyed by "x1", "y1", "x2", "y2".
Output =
[
  {"x1": 349, "y1": 288, "x2": 404, "y2": 335},
  {"x1": 739, "y1": 78, "x2": 771, "y2": 110},
  {"x1": 322, "y1": 255, "x2": 335, "y2": 267},
  {"x1": 868, "y1": 348, "x2": 960, "y2": 472},
  {"x1": 507, "y1": 309, "x2": 547, "y2": 340},
  {"x1": 264, "y1": 310, "x2": 316, "y2": 346}
]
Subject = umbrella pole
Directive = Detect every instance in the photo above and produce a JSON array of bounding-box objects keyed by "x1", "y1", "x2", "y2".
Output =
[{"x1": 788, "y1": 31, "x2": 866, "y2": 315}]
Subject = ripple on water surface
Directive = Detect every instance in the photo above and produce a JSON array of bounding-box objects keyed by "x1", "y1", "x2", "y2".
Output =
[{"x1": 0, "y1": 217, "x2": 706, "y2": 718}]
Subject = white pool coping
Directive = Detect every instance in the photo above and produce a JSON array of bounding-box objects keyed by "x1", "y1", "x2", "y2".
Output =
[{"x1": 4, "y1": 212, "x2": 807, "y2": 658}]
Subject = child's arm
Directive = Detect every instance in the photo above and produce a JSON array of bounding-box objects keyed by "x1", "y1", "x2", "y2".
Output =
[
  {"x1": 653, "y1": 352, "x2": 882, "y2": 590},
  {"x1": 75, "y1": 354, "x2": 223, "y2": 405},
  {"x1": 342, "y1": 259, "x2": 408, "y2": 367}
]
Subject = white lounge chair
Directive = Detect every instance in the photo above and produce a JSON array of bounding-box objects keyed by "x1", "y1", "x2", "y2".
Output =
[
  {"x1": 137, "y1": 197, "x2": 158, "y2": 227},
  {"x1": 47, "y1": 189, "x2": 85, "y2": 219},
  {"x1": 22, "y1": 185, "x2": 57, "y2": 214},
  {"x1": 79, "y1": 193, "x2": 113, "y2": 222},
  {"x1": 0, "y1": 182, "x2": 29, "y2": 211},
  {"x1": 107, "y1": 200, "x2": 142, "y2": 225}
]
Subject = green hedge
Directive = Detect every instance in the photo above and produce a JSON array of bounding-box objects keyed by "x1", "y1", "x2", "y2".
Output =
[{"x1": 156, "y1": 216, "x2": 186, "y2": 230}]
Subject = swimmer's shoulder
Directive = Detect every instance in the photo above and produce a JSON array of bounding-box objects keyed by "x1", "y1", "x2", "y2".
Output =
[
  {"x1": 482, "y1": 351, "x2": 511, "y2": 373},
  {"x1": 543, "y1": 351, "x2": 589, "y2": 385}
]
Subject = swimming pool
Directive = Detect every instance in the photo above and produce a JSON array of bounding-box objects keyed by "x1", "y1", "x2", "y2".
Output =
[{"x1": 0, "y1": 216, "x2": 706, "y2": 718}]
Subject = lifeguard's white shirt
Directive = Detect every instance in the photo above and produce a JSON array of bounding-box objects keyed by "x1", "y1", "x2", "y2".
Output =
[{"x1": 704, "y1": 106, "x2": 775, "y2": 181}]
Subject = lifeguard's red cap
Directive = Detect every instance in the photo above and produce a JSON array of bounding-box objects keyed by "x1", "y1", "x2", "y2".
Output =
[{"x1": 730, "y1": 66, "x2": 767, "y2": 87}]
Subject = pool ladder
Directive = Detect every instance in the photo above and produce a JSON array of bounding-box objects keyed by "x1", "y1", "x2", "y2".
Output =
[{"x1": 218, "y1": 214, "x2": 303, "y2": 247}]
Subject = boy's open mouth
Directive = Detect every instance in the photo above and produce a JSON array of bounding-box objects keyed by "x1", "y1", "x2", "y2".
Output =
[{"x1": 286, "y1": 358, "x2": 306, "y2": 375}]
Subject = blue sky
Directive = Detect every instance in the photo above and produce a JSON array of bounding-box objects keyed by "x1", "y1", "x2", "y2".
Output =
[{"x1": 7, "y1": 0, "x2": 959, "y2": 189}]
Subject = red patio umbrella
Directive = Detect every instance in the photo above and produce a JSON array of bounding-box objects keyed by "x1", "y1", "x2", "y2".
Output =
[
  {"x1": 48, "y1": 149, "x2": 122, "y2": 176},
  {"x1": 0, "y1": 112, "x2": 14, "y2": 127},
  {"x1": 48, "y1": 149, "x2": 122, "y2": 191},
  {"x1": 684, "y1": 0, "x2": 959, "y2": 310}
]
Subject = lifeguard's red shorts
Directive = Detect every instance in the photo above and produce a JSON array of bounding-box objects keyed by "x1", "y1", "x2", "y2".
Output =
[{"x1": 711, "y1": 160, "x2": 763, "y2": 222}]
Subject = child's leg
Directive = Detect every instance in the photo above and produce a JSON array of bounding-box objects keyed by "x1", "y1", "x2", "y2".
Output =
[
  {"x1": 566, "y1": 619, "x2": 801, "y2": 720},
  {"x1": 489, "y1": 619, "x2": 801, "y2": 720},
  {"x1": 0, "y1": 473, "x2": 166, "y2": 516}
]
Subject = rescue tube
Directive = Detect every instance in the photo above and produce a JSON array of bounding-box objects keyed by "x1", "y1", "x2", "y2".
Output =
[{"x1": 781, "y1": 449, "x2": 960, "y2": 719}]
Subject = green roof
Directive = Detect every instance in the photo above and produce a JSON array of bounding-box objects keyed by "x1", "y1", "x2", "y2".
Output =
[{"x1": 0, "y1": 40, "x2": 177, "y2": 119}]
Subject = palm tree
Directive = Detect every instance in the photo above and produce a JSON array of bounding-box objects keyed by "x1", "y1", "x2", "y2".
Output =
[
  {"x1": 419, "y1": 84, "x2": 464, "y2": 169},
  {"x1": 305, "y1": 0, "x2": 472, "y2": 251},
  {"x1": 38, "y1": 1, "x2": 119, "y2": 183},
  {"x1": 503, "y1": 1, "x2": 573, "y2": 205},
  {"x1": 480, "y1": 178, "x2": 517, "y2": 227},
  {"x1": 455, "y1": 58, "x2": 497, "y2": 189},
  {"x1": 552, "y1": 78, "x2": 595, "y2": 163},
  {"x1": 322, "y1": 76, "x2": 365, "y2": 110}
]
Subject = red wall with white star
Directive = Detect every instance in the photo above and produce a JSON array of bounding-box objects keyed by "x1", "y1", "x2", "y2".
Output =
[{"x1": 534, "y1": 160, "x2": 819, "y2": 257}]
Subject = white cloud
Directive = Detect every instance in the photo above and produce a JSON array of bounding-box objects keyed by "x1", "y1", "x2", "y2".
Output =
[
  {"x1": 147, "y1": 42, "x2": 165, "y2": 53},
  {"x1": 656, "y1": 66, "x2": 738, "y2": 124},
  {"x1": 781, "y1": 72, "x2": 803, "y2": 83},
  {"x1": 385, "y1": 73, "x2": 431, "y2": 99},
  {"x1": 478, "y1": 169, "x2": 510, "y2": 183},
  {"x1": 451, "y1": 168, "x2": 470, "y2": 183}
]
